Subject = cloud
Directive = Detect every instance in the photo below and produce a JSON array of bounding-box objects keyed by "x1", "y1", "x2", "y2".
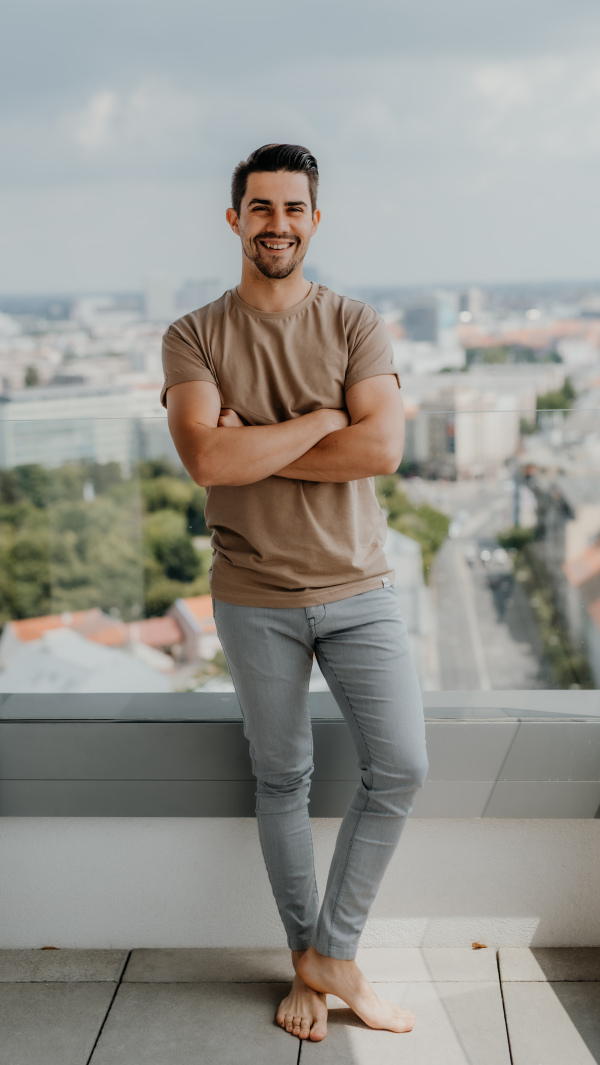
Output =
[
  {"x1": 2, "y1": 0, "x2": 600, "y2": 288},
  {"x1": 65, "y1": 80, "x2": 205, "y2": 159},
  {"x1": 72, "y1": 90, "x2": 118, "y2": 150},
  {"x1": 470, "y1": 53, "x2": 600, "y2": 160}
]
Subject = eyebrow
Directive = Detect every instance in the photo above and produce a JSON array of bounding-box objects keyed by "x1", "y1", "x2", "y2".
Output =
[{"x1": 247, "y1": 198, "x2": 308, "y2": 207}]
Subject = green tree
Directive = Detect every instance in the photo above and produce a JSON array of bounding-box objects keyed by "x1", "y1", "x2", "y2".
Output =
[
  {"x1": 144, "y1": 509, "x2": 201, "y2": 583},
  {"x1": 0, "y1": 459, "x2": 208, "y2": 625},
  {"x1": 375, "y1": 476, "x2": 450, "y2": 580},
  {"x1": 537, "y1": 378, "x2": 576, "y2": 411},
  {"x1": 497, "y1": 526, "x2": 535, "y2": 550}
]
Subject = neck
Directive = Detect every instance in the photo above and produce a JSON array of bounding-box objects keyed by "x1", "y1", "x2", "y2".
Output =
[{"x1": 236, "y1": 261, "x2": 312, "y2": 313}]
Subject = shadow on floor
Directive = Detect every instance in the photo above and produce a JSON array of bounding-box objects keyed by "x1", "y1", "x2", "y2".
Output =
[{"x1": 531, "y1": 950, "x2": 600, "y2": 1064}]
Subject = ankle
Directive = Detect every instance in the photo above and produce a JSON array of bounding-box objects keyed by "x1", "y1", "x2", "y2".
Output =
[
  {"x1": 307, "y1": 947, "x2": 354, "y2": 969},
  {"x1": 292, "y1": 949, "x2": 308, "y2": 973}
]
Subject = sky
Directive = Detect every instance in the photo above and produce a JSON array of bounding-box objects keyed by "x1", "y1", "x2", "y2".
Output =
[{"x1": 2, "y1": 0, "x2": 600, "y2": 293}]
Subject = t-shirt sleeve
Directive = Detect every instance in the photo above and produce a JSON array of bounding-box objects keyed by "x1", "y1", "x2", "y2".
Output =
[
  {"x1": 160, "y1": 317, "x2": 218, "y2": 409},
  {"x1": 344, "y1": 304, "x2": 401, "y2": 393}
]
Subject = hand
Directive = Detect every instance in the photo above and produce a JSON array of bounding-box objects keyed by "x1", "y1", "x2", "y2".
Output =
[
  {"x1": 218, "y1": 408, "x2": 245, "y2": 428},
  {"x1": 319, "y1": 408, "x2": 350, "y2": 434}
]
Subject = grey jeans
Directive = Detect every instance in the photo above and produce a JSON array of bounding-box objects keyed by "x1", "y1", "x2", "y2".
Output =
[{"x1": 212, "y1": 585, "x2": 428, "y2": 960}]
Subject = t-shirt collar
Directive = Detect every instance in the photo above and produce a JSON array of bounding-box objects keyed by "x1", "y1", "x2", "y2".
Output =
[{"x1": 230, "y1": 282, "x2": 321, "y2": 320}]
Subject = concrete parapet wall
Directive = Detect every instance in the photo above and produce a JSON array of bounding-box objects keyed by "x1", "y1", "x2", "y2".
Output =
[{"x1": 1, "y1": 817, "x2": 599, "y2": 949}]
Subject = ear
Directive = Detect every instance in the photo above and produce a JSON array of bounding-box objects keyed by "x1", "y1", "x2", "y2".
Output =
[
  {"x1": 311, "y1": 208, "x2": 321, "y2": 237},
  {"x1": 226, "y1": 207, "x2": 240, "y2": 236}
]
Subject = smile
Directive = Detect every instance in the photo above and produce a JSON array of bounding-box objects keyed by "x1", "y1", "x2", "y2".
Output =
[{"x1": 258, "y1": 241, "x2": 295, "y2": 251}]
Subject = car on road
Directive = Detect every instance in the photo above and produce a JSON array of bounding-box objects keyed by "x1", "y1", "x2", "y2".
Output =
[{"x1": 482, "y1": 546, "x2": 514, "y2": 589}]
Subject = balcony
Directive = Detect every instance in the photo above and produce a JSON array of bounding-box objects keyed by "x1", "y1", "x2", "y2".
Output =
[{"x1": 0, "y1": 405, "x2": 599, "y2": 1063}]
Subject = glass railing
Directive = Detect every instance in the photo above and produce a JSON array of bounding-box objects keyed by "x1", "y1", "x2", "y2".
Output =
[{"x1": 0, "y1": 406, "x2": 598, "y2": 704}]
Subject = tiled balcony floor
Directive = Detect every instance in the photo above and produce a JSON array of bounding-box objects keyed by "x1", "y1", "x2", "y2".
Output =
[{"x1": 1, "y1": 947, "x2": 600, "y2": 1064}]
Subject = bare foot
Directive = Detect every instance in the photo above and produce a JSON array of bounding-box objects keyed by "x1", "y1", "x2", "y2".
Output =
[
  {"x1": 275, "y1": 951, "x2": 328, "y2": 1041},
  {"x1": 296, "y1": 945, "x2": 415, "y2": 1034}
]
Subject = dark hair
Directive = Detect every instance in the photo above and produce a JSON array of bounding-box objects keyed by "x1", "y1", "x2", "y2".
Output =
[{"x1": 231, "y1": 144, "x2": 319, "y2": 215}]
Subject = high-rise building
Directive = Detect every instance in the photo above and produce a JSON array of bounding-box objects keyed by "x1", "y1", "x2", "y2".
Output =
[
  {"x1": 176, "y1": 279, "x2": 223, "y2": 315},
  {"x1": 403, "y1": 298, "x2": 438, "y2": 343},
  {"x1": 458, "y1": 287, "x2": 486, "y2": 322},
  {"x1": 144, "y1": 274, "x2": 175, "y2": 323}
]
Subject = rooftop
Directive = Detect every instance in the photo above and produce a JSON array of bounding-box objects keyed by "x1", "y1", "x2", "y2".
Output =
[{"x1": 6, "y1": 608, "x2": 184, "y2": 650}]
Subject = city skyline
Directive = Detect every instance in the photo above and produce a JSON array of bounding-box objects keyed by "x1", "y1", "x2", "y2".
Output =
[{"x1": 2, "y1": 1, "x2": 600, "y2": 292}]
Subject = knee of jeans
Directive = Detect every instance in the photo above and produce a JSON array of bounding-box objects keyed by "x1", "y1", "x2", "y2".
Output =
[
  {"x1": 255, "y1": 763, "x2": 313, "y2": 800},
  {"x1": 410, "y1": 753, "x2": 429, "y2": 790},
  {"x1": 256, "y1": 772, "x2": 312, "y2": 814},
  {"x1": 375, "y1": 749, "x2": 429, "y2": 794}
]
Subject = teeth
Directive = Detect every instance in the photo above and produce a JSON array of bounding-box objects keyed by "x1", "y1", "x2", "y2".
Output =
[{"x1": 263, "y1": 242, "x2": 291, "y2": 249}]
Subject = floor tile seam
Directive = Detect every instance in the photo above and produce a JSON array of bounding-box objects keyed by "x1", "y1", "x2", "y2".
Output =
[
  {"x1": 0, "y1": 977, "x2": 127, "y2": 984},
  {"x1": 85, "y1": 950, "x2": 132, "y2": 1065},
  {"x1": 119, "y1": 979, "x2": 296, "y2": 987},
  {"x1": 496, "y1": 950, "x2": 515, "y2": 1065},
  {"x1": 120, "y1": 976, "x2": 500, "y2": 985},
  {"x1": 502, "y1": 978, "x2": 600, "y2": 985}
]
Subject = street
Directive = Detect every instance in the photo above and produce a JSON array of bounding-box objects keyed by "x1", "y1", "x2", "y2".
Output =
[{"x1": 407, "y1": 477, "x2": 553, "y2": 691}]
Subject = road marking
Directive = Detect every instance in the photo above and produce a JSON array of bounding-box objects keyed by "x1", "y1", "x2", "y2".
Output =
[{"x1": 455, "y1": 547, "x2": 492, "y2": 691}]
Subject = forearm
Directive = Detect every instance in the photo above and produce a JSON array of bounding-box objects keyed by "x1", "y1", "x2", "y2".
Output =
[
  {"x1": 192, "y1": 411, "x2": 336, "y2": 486},
  {"x1": 275, "y1": 422, "x2": 403, "y2": 482}
]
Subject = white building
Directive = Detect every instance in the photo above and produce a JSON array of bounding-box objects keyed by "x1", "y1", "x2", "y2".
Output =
[
  {"x1": 556, "y1": 337, "x2": 600, "y2": 369},
  {"x1": 0, "y1": 383, "x2": 174, "y2": 469},
  {"x1": 386, "y1": 291, "x2": 467, "y2": 375},
  {"x1": 407, "y1": 385, "x2": 520, "y2": 478},
  {"x1": 390, "y1": 335, "x2": 467, "y2": 375}
]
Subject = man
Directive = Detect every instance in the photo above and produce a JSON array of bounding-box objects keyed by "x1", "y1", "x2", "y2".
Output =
[{"x1": 162, "y1": 144, "x2": 428, "y2": 1042}]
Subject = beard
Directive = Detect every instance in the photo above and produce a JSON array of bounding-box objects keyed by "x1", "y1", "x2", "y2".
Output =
[{"x1": 240, "y1": 231, "x2": 308, "y2": 279}]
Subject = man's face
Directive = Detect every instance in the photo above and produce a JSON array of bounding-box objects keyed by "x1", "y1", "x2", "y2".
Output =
[{"x1": 227, "y1": 171, "x2": 320, "y2": 280}]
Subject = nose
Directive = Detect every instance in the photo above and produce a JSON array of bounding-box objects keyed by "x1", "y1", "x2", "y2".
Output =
[{"x1": 271, "y1": 205, "x2": 292, "y2": 233}]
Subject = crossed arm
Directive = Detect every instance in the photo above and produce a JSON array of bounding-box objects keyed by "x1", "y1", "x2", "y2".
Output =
[{"x1": 165, "y1": 374, "x2": 404, "y2": 486}]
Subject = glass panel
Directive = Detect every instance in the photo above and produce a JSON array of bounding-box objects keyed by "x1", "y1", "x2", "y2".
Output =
[
  {"x1": 0, "y1": 407, "x2": 598, "y2": 719},
  {"x1": 0, "y1": 415, "x2": 218, "y2": 698}
]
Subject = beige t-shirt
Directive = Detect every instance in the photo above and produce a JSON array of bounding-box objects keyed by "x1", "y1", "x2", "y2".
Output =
[{"x1": 161, "y1": 284, "x2": 400, "y2": 607}]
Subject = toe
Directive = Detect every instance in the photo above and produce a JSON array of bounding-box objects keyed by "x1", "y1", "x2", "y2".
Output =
[
  {"x1": 310, "y1": 1020, "x2": 328, "y2": 1041},
  {"x1": 299, "y1": 1019, "x2": 311, "y2": 1040}
]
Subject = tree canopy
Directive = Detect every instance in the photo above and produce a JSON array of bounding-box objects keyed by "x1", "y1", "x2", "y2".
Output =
[{"x1": 0, "y1": 458, "x2": 210, "y2": 626}]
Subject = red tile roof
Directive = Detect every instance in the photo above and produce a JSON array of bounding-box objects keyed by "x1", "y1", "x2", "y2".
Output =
[
  {"x1": 563, "y1": 543, "x2": 600, "y2": 587},
  {"x1": 128, "y1": 616, "x2": 183, "y2": 648},
  {"x1": 9, "y1": 609, "x2": 103, "y2": 643},
  {"x1": 588, "y1": 597, "x2": 600, "y2": 631},
  {"x1": 72, "y1": 614, "x2": 129, "y2": 646},
  {"x1": 7, "y1": 608, "x2": 184, "y2": 649},
  {"x1": 458, "y1": 318, "x2": 600, "y2": 350},
  {"x1": 178, "y1": 594, "x2": 216, "y2": 634}
]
